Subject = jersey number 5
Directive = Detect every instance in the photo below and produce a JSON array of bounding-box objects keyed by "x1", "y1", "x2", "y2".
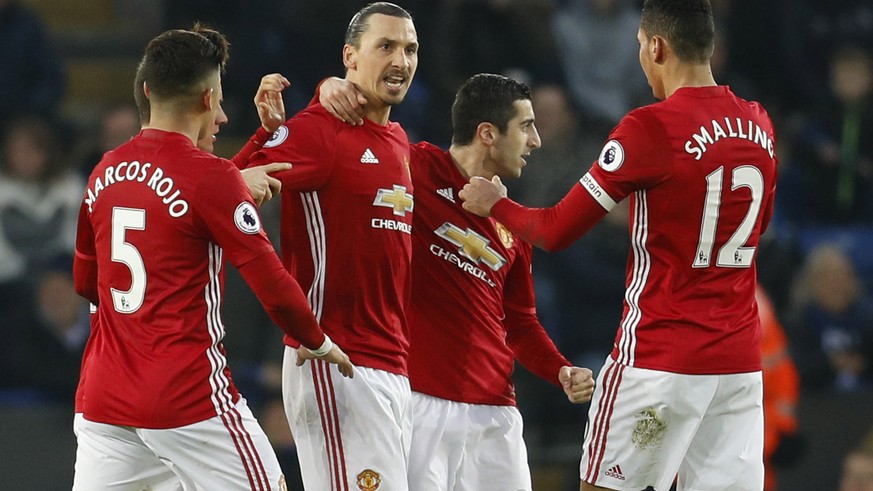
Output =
[
  {"x1": 111, "y1": 207, "x2": 146, "y2": 313},
  {"x1": 693, "y1": 165, "x2": 764, "y2": 269}
]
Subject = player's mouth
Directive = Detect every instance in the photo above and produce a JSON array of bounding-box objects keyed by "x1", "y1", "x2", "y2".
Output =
[{"x1": 383, "y1": 73, "x2": 407, "y2": 91}]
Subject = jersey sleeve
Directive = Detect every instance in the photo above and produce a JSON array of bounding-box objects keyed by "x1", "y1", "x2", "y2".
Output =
[
  {"x1": 503, "y1": 242, "x2": 571, "y2": 387},
  {"x1": 73, "y1": 200, "x2": 98, "y2": 304},
  {"x1": 230, "y1": 126, "x2": 272, "y2": 169},
  {"x1": 247, "y1": 109, "x2": 338, "y2": 192}
]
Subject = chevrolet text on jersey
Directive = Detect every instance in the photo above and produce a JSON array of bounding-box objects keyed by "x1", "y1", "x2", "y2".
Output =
[
  {"x1": 684, "y1": 117, "x2": 775, "y2": 161},
  {"x1": 84, "y1": 161, "x2": 189, "y2": 217}
]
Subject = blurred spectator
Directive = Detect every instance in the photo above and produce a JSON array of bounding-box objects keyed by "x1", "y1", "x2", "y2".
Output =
[
  {"x1": 777, "y1": 0, "x2": 873, "y2": 112},
  {"x1": 841, "y1": 445, "x2": 873, "y2": 491},
  {"x1": 74, "y1": 103, "x2": 140, "y2": 179},
  {"x1": 757, "y1": 286, "x2": 803, "y2": 491},
  {"x1": 788, "y1": 244, "x2": 873, "y2": 392},
  {"x1": 0, "y1": 117, "x2": 83, "y2": 318},
  {"x1": 3, "y1": 253, "x2": 88, "y2": 403},
  {"x1": 426, "y1": 0, "x2": 559, "y2": 144},
  {"x1": 551, "y1": 0, "x2": 649, "y2": 129},
  {"x1": 0, "y1": 0, "x2": 65, "y2": 134},
  {"x1": 782, "y1": 45, "x2": 873, "y2": 226}
]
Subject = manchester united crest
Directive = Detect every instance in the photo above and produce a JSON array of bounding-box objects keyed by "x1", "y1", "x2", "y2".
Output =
[
  {"x1": 495, "y1": 222, "x2": 514, "y2": 249},
  {"x1": 356, "y1": 469, "x2": 382, "y2": 491}
]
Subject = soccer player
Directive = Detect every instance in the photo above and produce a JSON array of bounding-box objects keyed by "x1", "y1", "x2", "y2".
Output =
[
  {"x1": 72, "y1": 25, "x2": 353, "y2": 490},
  {"x1": 459, "y1": 0, "x2": 778, "y2": 489},
  {"x1": 319, "y1": 73, "x2": 596, "y2": 490},
  {"x1": 246, "y1": 3, "x2": 418, "y2": 489}
]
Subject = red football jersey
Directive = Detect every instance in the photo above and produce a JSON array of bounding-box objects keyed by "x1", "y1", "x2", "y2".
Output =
[
  {"x1": 407, "y1": 143, "x2": 569, "y2": 405},
  {"x1": 249, "y1": 105, "x2": 413, "y2": 375},
  {"x1": 75, "y1": 129, "x2": 321, "y2": 428},
  {"x1": 494, "y1": 86, "x2": 777, "y2": 374}
]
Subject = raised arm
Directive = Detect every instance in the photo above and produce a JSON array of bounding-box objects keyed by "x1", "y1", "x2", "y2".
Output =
[{"x1": 460, "y1": 176, "x2": 608, "y2": 251}]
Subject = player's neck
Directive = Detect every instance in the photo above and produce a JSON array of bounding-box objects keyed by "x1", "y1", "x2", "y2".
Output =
[
  {"x1": 148, "y1": 111, "x2": 204, "y2": 146},
  {"x1": 663, "y1": 63, "x2": 717, "y2": 98},
  {"x1": 449, "y1": 144, "x2": 489, "y2": 180},
  {"x1": 362, "y1": 104, "x2": 391, "y2": 126}
]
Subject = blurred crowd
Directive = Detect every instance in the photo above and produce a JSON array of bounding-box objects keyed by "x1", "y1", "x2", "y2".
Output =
[{"x1": 2, "y1": 0, "x2": 873, "y2": 489}]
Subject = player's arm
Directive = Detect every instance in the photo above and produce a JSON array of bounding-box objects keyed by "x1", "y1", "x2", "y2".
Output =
[
  {"x1": 72, "y1": 202, "x2": 99, "y2": 305},
  {"x1": 461, "y1": 177, "x2": 608, "y2": 251},
  {"x1": 231, "y1": 73, "x2": 291, "y2": 169},
  {"x1": 236, "y1": 252, "x2": 352, "y2": 378},
  {"x1": 503, "y1": 245, "x2": 594, "y2": 403},
  {"x1": 461, "y1": 113, "x2": 662, "y2": 251}
]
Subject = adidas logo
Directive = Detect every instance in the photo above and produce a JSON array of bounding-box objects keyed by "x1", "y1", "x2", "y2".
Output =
[
  {"x1": 436, "y1": 187, "x2": 455, "y2": 203},
  {"x1": 360, "y1": 148, "x2": 380, "y2": 164},
  {"x1": 604, "y1": 465, "x2": 625, "y2": 480}
]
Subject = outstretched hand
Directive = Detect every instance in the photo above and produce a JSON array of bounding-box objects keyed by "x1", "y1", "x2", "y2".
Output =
[
  {"x1": 319, "y1": 76, "x2": 367, "y2": 126},
  {"x1": 255, "y1": 73, "x2": 291, "y2": 133},
  {"x1": 241, "y1": 162, "x2": 290, "y2": 206},
  {"x1": 296, "y1": 344, "x2": 355, "y2": 379},
  {"x1": 459, "y1": 175, "x2": 506, "y2": 217},
  {"x1": 558, "y1": 366, "x2": 595, "y2": 404}
]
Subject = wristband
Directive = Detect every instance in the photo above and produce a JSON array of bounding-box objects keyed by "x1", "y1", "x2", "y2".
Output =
[{"x1": 308, "y1": 335, "x2": 334, "y2": 357}]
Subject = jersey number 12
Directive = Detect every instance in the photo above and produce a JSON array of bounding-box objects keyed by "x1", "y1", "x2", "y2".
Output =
[{"x1": 693, "y1": 165, "x2": 764, "y2": 269}]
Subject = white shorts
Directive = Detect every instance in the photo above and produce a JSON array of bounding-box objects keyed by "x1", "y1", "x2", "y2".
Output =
[
  {"x1": 408, "y1": 392, "x2": 531, "y2": 491},
  {"x1": 580, "y1": 357, "x2": 764, "y2": 491},
  {"x1": 282, "y1": 348, "x2": 412, "y2": 491},
  {"x1": 73, "y1": 398, "x2": 285, "y2": 491}
]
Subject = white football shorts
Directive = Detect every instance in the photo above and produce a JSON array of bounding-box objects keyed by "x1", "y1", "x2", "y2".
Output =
[
  {"x1": 73, "y1": 398, "x2": 286, "y2": 490},
  {"x1": 408, "y1": 391, "x2": 531, "y2": 491},
  {"x1": 580, "y1": 356, "x2": 764, "y2": 491},
  {"x1": 282, "y1": 348, "x2": 412, "y2": 491}
]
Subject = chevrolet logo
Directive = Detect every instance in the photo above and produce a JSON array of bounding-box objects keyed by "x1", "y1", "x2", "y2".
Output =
[
  {"x1": 436, "y1": 222, "x2": 506, "y2": 271},
  {"x1": 373, "y1": 185, "x2": 414, "y2": 216}
]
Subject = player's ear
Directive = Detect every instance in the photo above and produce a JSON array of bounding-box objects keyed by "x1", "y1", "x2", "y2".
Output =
[
  {"x1": 142, "y1": 81, "x2": 150, "y2": 99},
  {"x1": 342, "y1": 44, "x2": 357, "y2": 71},
  {"x1": 201, "y1": 87, "x2": 214, "y2": 112},
  {"x1": 652, "y1": 35, "x2": 668, "y2": 64},
  {"x1": 476, "y1": 122, "x2": 496, "y2": 147}
]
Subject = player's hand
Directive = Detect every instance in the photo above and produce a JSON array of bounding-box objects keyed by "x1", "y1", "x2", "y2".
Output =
[
  {"x1": 459, "y1": 175, "x2": 506, "y2": 217},
  {"x1": 255, "y1": 73, "x2": 291, "y2": 133},
  {"x1": 241, "y1": 162, "x2": 290, "y2": 206},
  {"x1": 558, "y1": 366, "x2": 595, "y2": 404},
  {"x1": 296, "y1": 344, "x2": 355, "y2": 379},
  {"x1": 319, "y1": 77, "x2": 366, "y2": 126}
]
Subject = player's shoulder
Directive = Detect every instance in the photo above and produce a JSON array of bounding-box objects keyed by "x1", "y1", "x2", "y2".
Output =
[
  {"x1": 410, "y1": 140, "x2": 444, "y2": 160},
  {"x1": 409, "y1": 141, "x2": 449, "y2": 174},
  {"x1": 291, "y1": 103, "x2": 347, "y2": 131}
]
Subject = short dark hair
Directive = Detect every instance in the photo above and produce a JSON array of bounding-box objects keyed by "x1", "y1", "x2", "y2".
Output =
[
  {"x1": 345, "y1": 2, "x2": 413, "y2": 48},
  {"x1": 451, "y1": 73, "x2": 532, "y2": 146},
  {"x1": 134, "y1": 23, "x2": 230, "y2": 105},
  {"x1": 641, "y1": 0, "x2": 714, "y2": 63}
]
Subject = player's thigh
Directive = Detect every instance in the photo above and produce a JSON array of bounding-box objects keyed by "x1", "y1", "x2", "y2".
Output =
[
  {"x1": 679, "y1": 371, "x2": 764, "y2": 491},
  {"x1": 140, "y1": 399, "x2": 285, "y2": 491},
  {"x1": 457, "y1": 404, "x2": 531, "y2": 491},
  {"x1": 408, "y1": 392, "x2": 469, "y2": 491},
  {"x1": 73, "y1": 414, "x2": 179, "y2": 491},
  {"x1": 283, "y1": 349, "x2": 412, "y2": 491},
  {"x1": 579, "y1": 358, "x2": 719, "y2": 491}
]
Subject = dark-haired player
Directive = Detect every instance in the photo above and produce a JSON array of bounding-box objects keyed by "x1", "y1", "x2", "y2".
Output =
[
  {"x1": 247, "y1": 3, "x2": 419, "y2": 489},
  {"x1": 460, "y1": 0, "x2": 777, "y2": 489},
  {"x1": 72, "y1": 24, "x2": 352, "y2": 490}
]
